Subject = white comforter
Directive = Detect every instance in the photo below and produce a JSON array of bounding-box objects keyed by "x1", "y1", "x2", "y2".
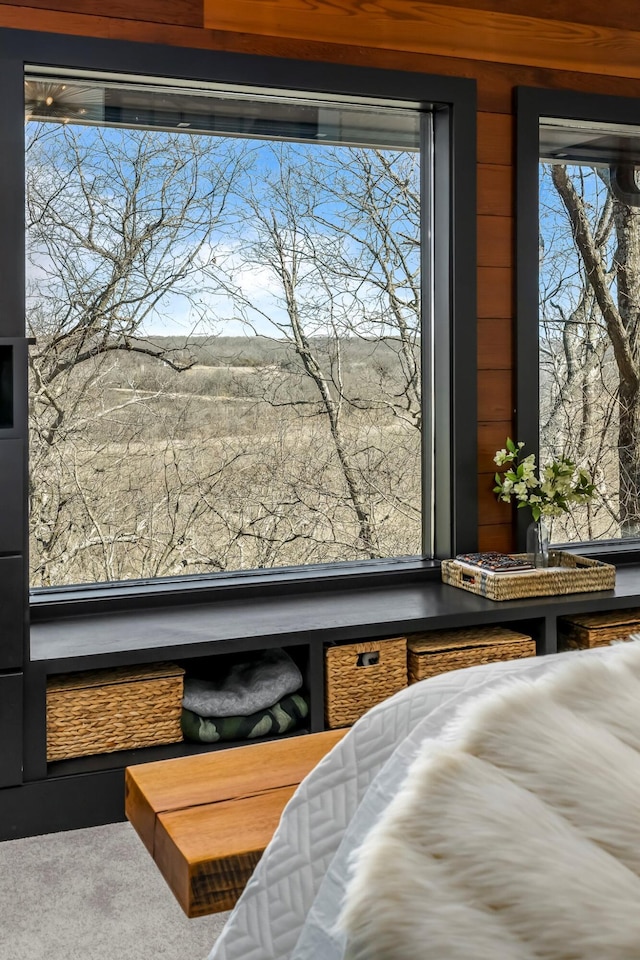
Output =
[{"x1": 209, "y1": 644, "x2": 618, "y2": 960}]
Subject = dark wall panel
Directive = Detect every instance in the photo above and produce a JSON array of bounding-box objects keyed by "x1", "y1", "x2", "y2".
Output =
[
  {"x1": 0, "y1": 672, "x2": 22, "y2": 787},
  {"x1": 0, "y1": 439, "x2": 24, "y2": 555},
  {"x1": 0, "y1": 557, "x2": 24, "y2": 669}
]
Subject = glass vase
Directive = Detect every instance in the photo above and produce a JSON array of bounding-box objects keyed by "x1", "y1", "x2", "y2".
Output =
[{"x1": 526, "y1": 517, "x2": 549, "y2": 568}]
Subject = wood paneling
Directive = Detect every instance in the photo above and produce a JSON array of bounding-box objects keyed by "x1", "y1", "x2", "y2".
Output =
[
  {"x1": 478, "y1": 164, "x2": 513, "y2": 218},
  {"x1": 0, "y1": 0, "x2": 202, "y2": 26},
  {"x1": 477, "y1": 216, "x2": 512, "y2": 268},
  {"x1": 478, "y1": 421, "x2": 512, "y2": 474},
  {"x1": 478, "y1": 477, "x2": 507, "y2": 526},
  {"x1": 414, "y1": 0, "x2": 640, "y2": 35},
  {"x1": 478, "y1": 370, "x2": 512, "y2": 422},
  {"x1": 478, "y1": 317, "x2": 511, "y2": 370},
  {"x1": 478, "y1": 267, "x2": 512, "y2": 319},
  {"x1": 478, "y1": 523, "x2": 513, "y2": 552},
  {"x1": 477, "y1": 112, "x2": 512, "y2": 166},
  {"x1": 4, "y1": 8, "x2": 640, "y2": 111},
  {"x1": 204, "y1": 0, "x2": 640, "y2": 82}
]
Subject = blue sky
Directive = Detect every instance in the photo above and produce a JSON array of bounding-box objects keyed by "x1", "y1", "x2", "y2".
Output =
[{"x1": 25, "y1": 120, "x2": 420, "y2": 340}]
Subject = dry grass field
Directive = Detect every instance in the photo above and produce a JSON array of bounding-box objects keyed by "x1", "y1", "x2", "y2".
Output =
[{"x1": 29, "y1": 336, "x2": 422, "y2": 587}]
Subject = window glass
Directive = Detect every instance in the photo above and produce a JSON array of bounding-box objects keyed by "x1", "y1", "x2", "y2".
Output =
[
  {"x1": 539, "y1": 117, "x2": 640, "y2": 543},
  {"x1": 26, "y1": 73, "x2": 426, "y2": 587}
]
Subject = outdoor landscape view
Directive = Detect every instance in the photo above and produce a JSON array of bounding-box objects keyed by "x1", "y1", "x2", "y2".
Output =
[
  {"x1": 540, "y1": 131, "x2": 640, "y2": 544},
  {"x1": 25, "y1": 79, "x2": 423, "y2": 587}
]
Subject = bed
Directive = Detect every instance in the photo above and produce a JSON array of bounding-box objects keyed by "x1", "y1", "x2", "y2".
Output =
[{"x1": 208, "y1": 641, "x2": 634, "y2": 960}]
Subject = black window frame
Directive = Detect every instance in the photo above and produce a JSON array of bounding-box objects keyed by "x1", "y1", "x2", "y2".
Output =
[
  {"x1": 516, "y1": 84, "x2": 640, "y2": 564},
  {"x1": 0, "y1": 29, "x2": 477, "y2": 618}
]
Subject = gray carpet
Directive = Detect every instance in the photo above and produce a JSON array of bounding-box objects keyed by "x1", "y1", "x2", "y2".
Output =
[{"x1": 0, "y1": 821, "x2": 229, "y2": 960}]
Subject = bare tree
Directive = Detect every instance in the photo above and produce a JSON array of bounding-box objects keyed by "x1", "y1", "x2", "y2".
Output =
[
  {"x1": 545, "y1": 162, "x2": 640, "y2": 537},
  {"x1": 220, "y1": 143, "x2": 421, "y2": 560},
  {"x1": 26, "y1": 122, "x2": 245, "y2": 583},
  {"x1": 27, "y1": 123, "x2": 423, "y2": 585}
]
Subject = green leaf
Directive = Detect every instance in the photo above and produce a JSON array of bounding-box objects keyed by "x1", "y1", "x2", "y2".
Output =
[{"x1": 506, "y1": 437, "x2": 517, "y2": 454}]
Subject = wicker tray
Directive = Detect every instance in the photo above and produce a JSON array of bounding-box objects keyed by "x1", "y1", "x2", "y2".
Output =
[
  {"x1": 441, "y1": 551, "x2": 615, "y2": 602},
  {"x1": 408, "y1": 626, "x2": 535, "y2": 683},
  {"x1": 324, "y1": 637, "x2": 407, "y2": 729},
  {"x1": 47, "y1": 662, "x2": 185, "y2": 761},
  {"x1": 558, "y1": 608, "x2": 640, "y2": 649}
]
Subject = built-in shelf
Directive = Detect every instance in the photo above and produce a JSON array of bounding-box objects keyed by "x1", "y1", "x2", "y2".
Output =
[
  {"x1": 29, "y1": 568, "x2": 640, "y2": 671},
  {"x1": 47, "y1": 727, "x2": 312, "y2": 779},
  {"x1": 6, "y1": 562, "x2": 640, "y2": 841}
]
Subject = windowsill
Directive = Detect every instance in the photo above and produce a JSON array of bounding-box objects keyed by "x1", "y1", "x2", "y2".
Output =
[
  {"x1": 29, "y1": 556, "x2": 442, "y2": 621},
  {"x1": 30, "y1": 560, "x2": 640, "y2": 674},
  {"x1": 549, "y1": 540, "x2": 640, "y2": 566}
]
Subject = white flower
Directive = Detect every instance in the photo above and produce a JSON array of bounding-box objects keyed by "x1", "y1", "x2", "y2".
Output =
[{"x1": 493, "y1": 440, "x2": 596, "y2": 520}]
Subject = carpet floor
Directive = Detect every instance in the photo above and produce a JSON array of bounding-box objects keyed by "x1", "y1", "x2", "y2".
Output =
[{"x1": 0, "y1": 821, "x2": 229, "y2": 960}]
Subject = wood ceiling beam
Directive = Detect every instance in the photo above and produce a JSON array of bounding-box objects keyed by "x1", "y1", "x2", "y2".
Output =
[{"x1": 203, "y1": 0, "x2": 640, "y2": 81}]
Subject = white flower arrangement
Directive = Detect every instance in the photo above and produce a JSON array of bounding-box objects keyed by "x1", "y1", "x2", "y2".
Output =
[{"x1": 493, "y1": 439, "x2": 596, "y2": 522}]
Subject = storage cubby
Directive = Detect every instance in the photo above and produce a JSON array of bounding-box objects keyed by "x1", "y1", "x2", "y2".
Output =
[
  {"x1": 324, "y1": 636, "x2": 407, "y2": 728},
  {"x1": 558, "y1": 609, "x2": 640, "y2": 650},
  {"x1": 406, "y1": 625, "x2": 535, "y2": 684},
  {"x1": 46, "y1": 663, "x2": 185, "y2": 762},
  {"x1": 179, "y1": 645, "x2": 311, "y2": 746}
]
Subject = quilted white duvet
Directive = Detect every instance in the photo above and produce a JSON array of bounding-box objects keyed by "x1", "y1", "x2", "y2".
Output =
[{"x1": 208, "y1": 643, "x2": 624, "y2": 960}]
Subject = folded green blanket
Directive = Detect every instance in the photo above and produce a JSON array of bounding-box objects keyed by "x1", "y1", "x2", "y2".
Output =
[{"x1": 181, "y1": 692, "x2": 309, "y2": 743}]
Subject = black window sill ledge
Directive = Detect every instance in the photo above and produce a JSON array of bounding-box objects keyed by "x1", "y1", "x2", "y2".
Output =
[
  {"x1": 29, "y1": 556, "x2": 441, "y2": 621},
  {"x1": 29, "y1": 541, "x2": 640, "y2": 624},
  {"x1": 29, "y1": 561, "x2": 640, "y2": 675}
]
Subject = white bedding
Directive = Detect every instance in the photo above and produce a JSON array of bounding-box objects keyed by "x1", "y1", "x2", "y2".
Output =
[{"x1": 208, "y1": 645, "x2": 617, "y2": 960}]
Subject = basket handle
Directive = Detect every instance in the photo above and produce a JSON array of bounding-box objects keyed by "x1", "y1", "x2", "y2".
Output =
[{"x1": 357, "y1": 651, "x2": 380, "y2": 667}]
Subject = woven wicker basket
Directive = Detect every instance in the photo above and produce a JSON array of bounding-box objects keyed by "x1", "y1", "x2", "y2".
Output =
[
  {"x1": 558, "y1": 608, "x2": 640, "y2": 650},
  {"x1": 441, "y1": 551, "x2": 615, "y2": 602},
  {"x1": 324, "y1": 637, "x2": 407, "y2": 729},
  {"x1": 46, "y1": 662, "x2": 185, "y2": 761},
  {"x1": 407, "y1": 626, "x2": 535, "y2": 683}
]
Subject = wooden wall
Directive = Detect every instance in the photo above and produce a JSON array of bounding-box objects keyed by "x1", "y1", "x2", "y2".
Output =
[{"x1": 5, "y1": 0, "x2": 640, "y2": 551}]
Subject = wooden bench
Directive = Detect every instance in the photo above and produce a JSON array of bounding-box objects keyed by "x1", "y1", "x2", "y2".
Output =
[{"x1": 125, "y1": 728, "x2": 345, "y2": 917}]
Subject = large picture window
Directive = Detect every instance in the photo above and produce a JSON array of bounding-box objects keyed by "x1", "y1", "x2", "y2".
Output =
[
  {"x1": 25, "y1": 73, "x2": 425, "y2": 587},
  {"x1": 518, "y1": 88, "x2": 640, "y2": 553},
  {"x1": 0, "y1": 32, "x2": 476, "y2": 604}
]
